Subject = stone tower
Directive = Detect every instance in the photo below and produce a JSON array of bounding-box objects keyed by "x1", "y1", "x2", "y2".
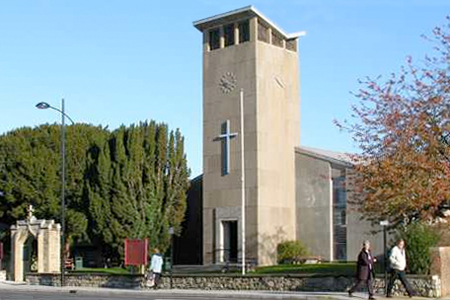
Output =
[{"x1": 194, "y1": 6, "x2": 303, "y2": 265}]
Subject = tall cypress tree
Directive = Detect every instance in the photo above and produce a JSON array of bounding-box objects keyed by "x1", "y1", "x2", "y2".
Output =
[
  {"x1": 0, "y1": 121, "x2": 190, "y2": 260},
  {"x1": 108, "y1": 126, "x2": 139, "y2": 255},
  {"x1": 84, "y1": 128, "x2": 114, "y2": 253},
  {"x1": 0, "y1": 124, "x2": 106, "y2": 242}
]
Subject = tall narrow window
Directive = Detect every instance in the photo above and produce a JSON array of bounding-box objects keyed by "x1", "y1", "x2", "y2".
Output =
[
  {"x1": 332, "y1": 168, "x2": 347, "y2": 261},
  {"x1": 286, "y1": 39, "x2": 297, "y2": 52},
  {"x1": 209, "y1": 28, "x2": 220, "y2": 50},
  {"x1": 238, "y1": 20, "x2": 250, "y2": 43},
  {"x1": 272, "y1": 31, "x2": 284, "y2": 48},
  {"x1": 223, "y1": 24, "x2": 235, "y2": 47},
  {"x1": 257, "y1": 20, "x2": 269, "y2": 43}
]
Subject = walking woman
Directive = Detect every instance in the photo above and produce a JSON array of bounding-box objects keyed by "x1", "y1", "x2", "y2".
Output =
[
  {"x1": 348, "y1": 240, "x2": 377, "y2": 300},
  {"x1": 149, "y1": 248, "x2": 163, "y2": 289}
]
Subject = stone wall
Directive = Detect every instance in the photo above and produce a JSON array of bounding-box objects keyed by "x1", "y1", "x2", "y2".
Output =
[
  {"x1": 26, "y1": 273, "x2": 440, "y2": 297},
  {"x1": 373, "y1": 275, "x2": 440, "y2": 298},
  {"x1": 0, "y1": 270, "x2": 6, "y2": 281},
  {"x1": 431, "y1": 246, "x2": 450, "y2": 297},
  {"x1": 27, "y1": 273, "x2": 142, "y2": 288}
]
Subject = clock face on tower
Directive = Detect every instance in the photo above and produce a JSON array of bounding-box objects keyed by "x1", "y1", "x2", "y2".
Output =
[{"x1": 219, "y1": 72, "x2": 237, "y2": 93}]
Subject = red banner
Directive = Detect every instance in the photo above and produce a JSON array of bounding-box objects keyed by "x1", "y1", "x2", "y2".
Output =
[{"x1": 124, "y1": 238, "x2": 148, "y2": 266}]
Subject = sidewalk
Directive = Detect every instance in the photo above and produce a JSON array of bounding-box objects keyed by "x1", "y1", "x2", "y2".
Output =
[{"x1": 0, "y1": 281, "x2": 440, "y2": 300}]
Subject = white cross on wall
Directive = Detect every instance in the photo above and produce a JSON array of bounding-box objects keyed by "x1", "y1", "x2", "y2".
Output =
[{"x1": 217, "y1": 119, "x2": 238, "y2": 175}]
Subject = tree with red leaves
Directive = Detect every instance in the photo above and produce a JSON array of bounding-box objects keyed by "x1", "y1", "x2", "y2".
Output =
[{"x1": 338, "y1": 17, "x2": 450, "y2": 228}]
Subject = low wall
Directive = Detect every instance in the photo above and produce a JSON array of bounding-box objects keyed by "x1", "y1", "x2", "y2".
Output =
[
  {"x1": 0, "y1": 270, "x2": 6, "y2": 281},
  {"x1": 27, "y1": 273, "x2": 142, "y2": 289},
  {"x1": 26, "y1": 273, "x2": 440, "y2": 297}
]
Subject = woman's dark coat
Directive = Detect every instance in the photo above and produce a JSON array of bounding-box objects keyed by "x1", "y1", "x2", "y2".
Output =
[{"x1": 356, "y1": 249, "x2": 375, "y2": 280}]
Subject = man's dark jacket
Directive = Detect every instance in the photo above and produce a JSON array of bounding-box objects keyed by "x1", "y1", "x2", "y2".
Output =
[{"x1": 356, "y1": 249, "x2": 375, "y2": 280}]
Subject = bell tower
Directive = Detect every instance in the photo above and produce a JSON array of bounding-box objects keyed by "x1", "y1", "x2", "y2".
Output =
[{"x1": 194, "y1": 6, "x2": 304, "y2": 265}]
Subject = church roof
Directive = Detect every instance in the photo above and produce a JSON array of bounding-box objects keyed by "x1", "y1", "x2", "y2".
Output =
[
  {"x1": 193, "y1": 5, "x2": 306, "y2": 40},
  {"x1": 295, "y1": 146, "x2": 354, "y2": 167}
]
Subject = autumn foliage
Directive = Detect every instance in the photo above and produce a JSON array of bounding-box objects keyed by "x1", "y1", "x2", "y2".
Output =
[{"x1": 338, "y1": 18, "x2": 450, "y2": 227}]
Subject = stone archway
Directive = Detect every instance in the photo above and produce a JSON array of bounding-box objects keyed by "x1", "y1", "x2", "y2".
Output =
[
  {"x1": 22, "y1": 235, "x2": 37, "y2": 275},
  {"x1": 10, "y1": 214, "x2": 60, "y2": 282}
]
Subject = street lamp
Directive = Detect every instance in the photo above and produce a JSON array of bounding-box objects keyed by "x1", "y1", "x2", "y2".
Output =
[
  {"x1": 36, "y1": 99, "x2": 74, "y2": 287},
  {"x1": 380, "y1": 219, "x2": 389, "y2": 295},
  {"x1": 168, "y1": 227, "x2": 174, "y2": 289}
]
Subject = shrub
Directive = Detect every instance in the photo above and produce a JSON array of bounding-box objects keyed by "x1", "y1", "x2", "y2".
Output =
[
  {"x1": 395, "y1": 221, "x2": 440, "y2": 274},
  {"x1": 277, "y1": 240, "x2": 310, "y2": 264}
]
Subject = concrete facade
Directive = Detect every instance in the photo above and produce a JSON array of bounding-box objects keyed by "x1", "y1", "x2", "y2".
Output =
[
  {"x1": 345, "y1": 168, "x2": 384, "y2": 260},
  {"x1": 182, "y1": 6, "x2": 385, "y2": 268},
  {"x1": 295, "y1": 149, "x2": 333, "y2": 261},
  {"x1": 255, "y1": 26, "x2": 300, "y2": 266},
  {"x1": 194, "y1": 6, "x2": 302, "y2": 266},
  {"x1": 295, "y1": 147, "x2": 384, "y2": 261}
]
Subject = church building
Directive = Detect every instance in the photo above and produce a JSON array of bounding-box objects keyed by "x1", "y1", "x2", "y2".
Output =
[{"x1": 174, "y1": 6, "x2": 383, "y2": 267}]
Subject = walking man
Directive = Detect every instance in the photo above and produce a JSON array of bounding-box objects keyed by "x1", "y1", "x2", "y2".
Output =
[
  {"x1": 149, "y1": 248, "x2": 163, "y2": 289},
  {"x1": 348, "y1": 240, "x2": 376, "y2": 300},
  {"x1": 386, "y1": 239, "x2": 415, "y2": 298}
]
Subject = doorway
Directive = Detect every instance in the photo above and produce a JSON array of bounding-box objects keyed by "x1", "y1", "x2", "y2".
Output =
[
  {"x1": 221, "y1": 220, "x2": 238, "y2": 263},
  {"x1": 22, "y1": 236, "x2": 37, "y2": 280}
]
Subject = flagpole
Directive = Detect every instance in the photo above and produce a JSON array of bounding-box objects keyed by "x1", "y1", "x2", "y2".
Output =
[{"x1": 240, "y1": 88, "x2": 246, "y2": 275}]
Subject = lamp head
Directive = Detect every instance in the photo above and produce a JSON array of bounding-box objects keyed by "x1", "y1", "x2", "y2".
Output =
[{"x1": 35, "y1": 102, "x2": 50, "y2": 109}]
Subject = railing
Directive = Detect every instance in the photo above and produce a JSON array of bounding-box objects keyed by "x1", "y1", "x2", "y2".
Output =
[{"x1": 209, "y1": 248, "x2": 256, "y2": 273}]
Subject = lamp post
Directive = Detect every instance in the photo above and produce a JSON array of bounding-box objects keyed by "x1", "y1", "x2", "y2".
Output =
[
  {"x1": 36, "y1": 99, "x2": 74, "y2": 287},
  {"x1": 168, "y1": 227, "x2": 174, "y2": 289},
  {"x1": 380, "y1": 220, "x2": 389, "y2": 295}
]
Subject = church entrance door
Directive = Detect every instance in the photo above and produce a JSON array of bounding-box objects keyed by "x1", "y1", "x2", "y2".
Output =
[{"x1": 221, "y1": 221, "x2": 238, "y2": 263}]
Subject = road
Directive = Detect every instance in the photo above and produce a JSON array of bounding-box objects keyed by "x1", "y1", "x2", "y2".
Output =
[
  {"x1": 0, "y1": 290, "x2": 255, "y2": 300},
  {"x1": 0, "y1": 283, "x2": 415, "y2": 300},
  {"x1": 0, "y1": 284, "x2": 325, "y2": 300}
]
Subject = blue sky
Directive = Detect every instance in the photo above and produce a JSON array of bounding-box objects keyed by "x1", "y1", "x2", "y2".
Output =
[{"x1": 0, "y1": 0, "x2": 448, "y2": 177}]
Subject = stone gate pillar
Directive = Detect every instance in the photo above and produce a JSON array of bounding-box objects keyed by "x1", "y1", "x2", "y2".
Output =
[{"x1": 10, "y1": 218, "x2": 61, "y2": 282}]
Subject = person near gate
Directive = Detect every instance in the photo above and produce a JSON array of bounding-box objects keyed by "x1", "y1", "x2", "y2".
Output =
[
  {"x1": 386, "y1": 239, "x2": 415, "y2": 298},
  {"x1": 148, "y1": 248, "x2": 163, "y2": 289},
  {"x1": 348, "y1": 240, "x2": 377, "y2": 300}
]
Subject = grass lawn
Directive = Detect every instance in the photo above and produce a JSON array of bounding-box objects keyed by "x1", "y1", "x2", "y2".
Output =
[
  {"x1": 254, "y1": 262, "x2": 384, "y2": 276},
  {"x1": 253, "y1": 263, "x2": 357, "y2": 275},
  {"x1": 68, "y1": 263, "x2": 382, "y2": 276},
  {"x1": 70, "y1": 267, "x2": 131, "y2": 275}
]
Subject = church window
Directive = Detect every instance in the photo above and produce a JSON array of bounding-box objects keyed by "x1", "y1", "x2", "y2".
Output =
[
  {"x1": 286, "y1": 39, "x2": 297, "y2": 52},
  {"x1": 257, "y1": 20, "x2": 269, "y2": 43},
  {"x1": 332, "y1": 169, "x2": 347, "y2": 261},
  {"x1": 340, "y1": 210, "x2": 346, "y2": 225},
  {"x1": 209, "y1": 28, "x2": 220, "y2": 50},
  {"x1": 223, "y1": 24, "x2": 235, "y2": 47},
  {"x1": 238, "y1": 20, "x2": 250, "y2": 43},
  {"x1": 272, "y1": 31, "x2": 284, "y2": 48}
]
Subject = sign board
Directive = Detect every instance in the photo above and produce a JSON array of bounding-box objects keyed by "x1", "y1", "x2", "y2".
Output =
[
  {"x1": 124, "y1": 238, "x2": 148, "y2": 266},
  {"x1": 380, "y1": 220, "x2": 389, "y2": 226}
]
